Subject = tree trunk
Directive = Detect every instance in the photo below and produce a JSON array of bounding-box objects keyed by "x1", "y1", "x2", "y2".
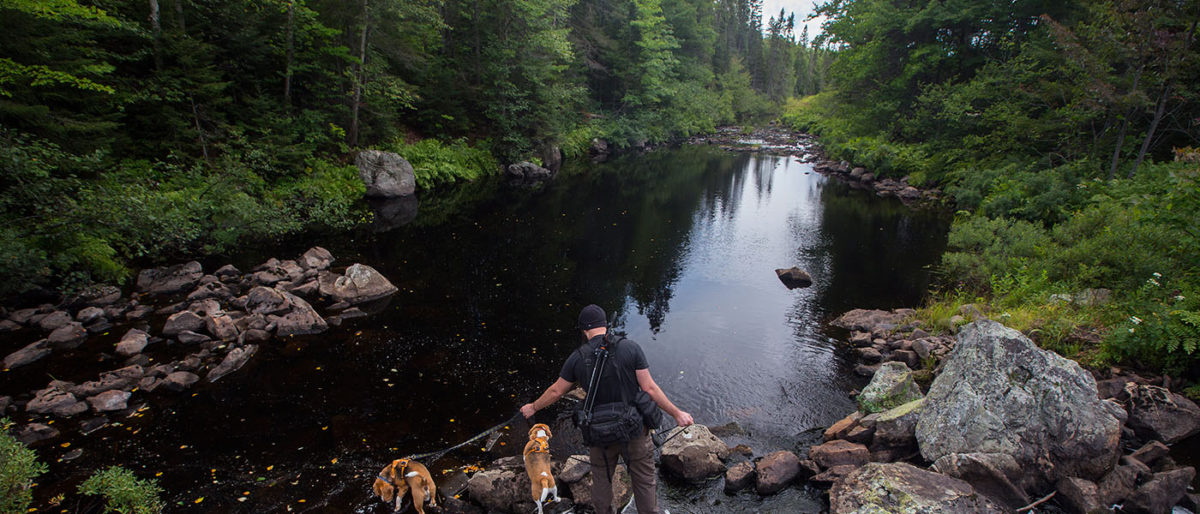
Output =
[
  {"x1": 1107, "y1": 64, "x2": 1142, "y2": 180},
  {"x1": 284, "y1": 0, "x2": 295, "y2": 106},
  {"x1": 173, "y1": 0, "x2": 186, "y2": 33},
  {"x1": 148, "y1": 0, "x2": 163, "y2": 71},
  {"x1": 349, "y1": 0, "x2": 368, "y2": 148},
  {"x1": 1128, "y1": 84, "x2": 1170, "y2": 179}
]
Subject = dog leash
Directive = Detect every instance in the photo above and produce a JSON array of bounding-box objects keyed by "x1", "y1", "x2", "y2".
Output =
[{"x1": 403, "y1": 412, "x2": 523, "y2": 463}]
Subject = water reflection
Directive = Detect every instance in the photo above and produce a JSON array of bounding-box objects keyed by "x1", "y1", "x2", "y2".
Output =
[{"x1": 15, "y1": 147, "x2": 950, "y2": 512}]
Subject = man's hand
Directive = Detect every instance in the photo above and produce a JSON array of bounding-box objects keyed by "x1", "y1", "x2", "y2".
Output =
[
  {"x1": 674, "y1": 411, "x2": 694, "y2": 427},
  {"x1": 520, "y1": 403, "x2": 537, "y2": 419}
]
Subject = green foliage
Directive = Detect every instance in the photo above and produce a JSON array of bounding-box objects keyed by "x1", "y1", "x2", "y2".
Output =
[
  {"x1": 1103, "y1": 273, "x2": 1200, "y2": 373},
  {"x1": 387, "y1": 139, "x2": 498, "y2": 190},
  {"x1": 79, "y1": 466, "x2": 165, "y2": 514},
  {"x1": 1, "y1": 418, "x2": 47, "y2": 514}
]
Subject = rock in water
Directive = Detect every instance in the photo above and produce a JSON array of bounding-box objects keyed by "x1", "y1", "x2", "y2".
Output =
[
  {"x1": 916, "y1": 321, "x2": 1122, "y2": 486},
  {"x1": 774, "y1": 267, "x2": 813, "y2": 289},
  {"x1": 356, "y1": 150, "x2": 415, "y2": 197},
  {"x1": 659, "y1": 424, "x2": 730, "y2": 481},
  {"x1": 317, "y1": 264, "x2": 398, "y2": 305},
  {"x1": 830, "y1": 462, "x2": 1004, "y2": 513}
]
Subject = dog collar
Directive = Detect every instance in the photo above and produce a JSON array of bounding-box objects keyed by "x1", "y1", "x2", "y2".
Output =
[{"x1": 377, "y1": 474, "x2": 396, "y2": 486}]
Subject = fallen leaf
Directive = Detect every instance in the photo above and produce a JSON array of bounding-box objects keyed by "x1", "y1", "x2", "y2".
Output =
[
  {"x1": 194, "y1": 497, "x2": 203, "y2": 504},
  {"x1": 267, "y1": 465, "x2": 274, "y2": 471},
  {"x1": 331, "y1": 458, "x2": 338, "y2": 464}
]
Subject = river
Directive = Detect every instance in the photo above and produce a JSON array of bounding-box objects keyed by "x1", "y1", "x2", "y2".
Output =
[{"x1": 16, "y1": 146, "x2": 953, "y2": 512}]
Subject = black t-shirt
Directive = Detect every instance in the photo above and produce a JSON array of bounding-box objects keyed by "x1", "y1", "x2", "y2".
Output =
[{"x1": 560, "y1": 334, "x2": 648, "y2": 405}]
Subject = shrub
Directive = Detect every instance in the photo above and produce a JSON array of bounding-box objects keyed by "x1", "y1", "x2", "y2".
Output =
[
  {"x1": 386, "y1": 138, "x2": 498, "y2": 190},
  {"x1": 938, "y1": 215, "x2": 1051, "y2": 293},
  {"x1": 79, "y1": 466, "x2": 165, "y2": 514},
  {"x1": 1102, "y1": 273, "x2": 1200, "y2": 373},
  {"x1": 1, "y1": 418, "x2": 47, "y2": 514}
]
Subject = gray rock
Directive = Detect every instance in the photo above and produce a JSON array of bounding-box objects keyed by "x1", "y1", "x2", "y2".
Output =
[
  {"x1": 176, "y1": 330, "x2": 211, "y2": 344},
  {"x1": 829, "y1": 462, "x2": 1004, "y2": 513},
  {"x1": 4, "y1": 340, "x2": 51, "y2": 369},
  {"x1": 569, "y1": 464, "x2": 630, "y2": 510},
  {"x1": 916, "y1": 321, "x2": 1122, "y2": 486},
  {"x1": 356, "y1": 150, "x2": 416, "y2": 197},
  {"x1": 299, "y1": 247, "x2": 334, "y2": 271},
  {"x1": 163, "y1": 310, "x2": 205, "y2": 336},
  {"x1": 47, "y1": 322, "x2": 87, "y2": 349},
  {"x1": 16, "y1": 423, "x2": 59, "y2": 444},
  {"x1": 505, "y1": 161, "x2": 553, "y2": 180},
  {"x1": 1123, "y1": 383, "x2": 1200, "y2": 444},
  {"x1": 125, "y1": 304, "x2": 154, "y2": 321},
  {"x1": 1129, "y1": 441, "x2": 1170, "y2": 467},
  {"x1": 136, "y1": 261, "x2": 204, "y2": 295},
  {"x1": 932, "y1": 453, "x2": 1030, "y2": 510},
  {"x1": 774, "y1": 267, "x2": 813, "y2": 289},
  {"x1": 75, "y1": 306, "x2": 105, "y2": 324},
  {"x1": 1097, "y1": 462, "x2": 1141, "y2": 506},
  {"x1": 74, "y1": 365, "x2": 144, "y2": 396},
  {"x1": 115, "y1": 329, "x2": 149, "y2": 356},
  {"x1": 214, "y1": 264, "x2": 241, "y2": 280},
  {"x1": 833, "y1": 309, "x2": 911, "y2": 333},
  {"x1": 26, "y1": 387, "x2": 87, "y2": 417},
  {"x1": 660, "y1": 424, "x2": 730, "y2": 481},
  {"x1": 162, "y1": 371, "x2": 200, "y2": 392},
  {"x1": 856, "y1": 347, "x2": 882, "y2": 363},
  {"x1": 0, "y1": 319, "x2": 20, "y2": 332},
  {"x1": 1057, "y1": 477, "x2": 1104, "y2": 514},
  {"x1": 87, "y1": 390, "x2": 131, "y2": 412},
  {"x1": 206, "y1": 345, "x2": 257, "y2": 383},
  {"x1": 206, "y1": 313, "x2": 239, "y2": 341},
  {"x1": 317, "y1": 264, "x2": 398, "y2": 305},
  {"x1": 857, "y1": 361, "x2": 922, "y2": 414},
  {"x1": 38, "y1": 310, "x2": 73, "y2": 331},
  {"x1": 559, "y1": 455, "x2": 590, "y2": 483},
  {"x1": 246, "y1": 286, "x2": 291, "y2": 315},
  {"x1": 187, "y1": 280, "x2": 236, "y2": 302},
  {"x1": 754, "y1": 450, "x2": 800, "y2": 495},
  {"x1": 269, "y1": 291, "x2": 327, "y2": 336},
  {"x1": 1124, "y1": 467, "x2": 1195, "y2": 514},
  {"x1": 870, "y1": 398, "x2": 924, "y2": 454}
]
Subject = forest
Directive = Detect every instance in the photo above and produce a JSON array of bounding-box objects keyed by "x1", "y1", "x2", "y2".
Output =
[
  {"x1": 0, "y1": 0, "x2": 831, "y2": 299},
  {"x1": 1, "y1": 0, "x2": 1198, "y2": 374}
]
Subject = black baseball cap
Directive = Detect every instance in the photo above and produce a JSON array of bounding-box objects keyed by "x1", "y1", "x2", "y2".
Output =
[{"x1": 577, "y1": 304, "x2": 606, "y2": 330}]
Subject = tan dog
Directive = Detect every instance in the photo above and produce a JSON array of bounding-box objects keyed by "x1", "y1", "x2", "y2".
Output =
[
  {"x1": 523, "y1": 423, "x2": 560, "y2": 514},
  {"x1": 372, "y1": 458, "x2": 437, "y2": 514}
]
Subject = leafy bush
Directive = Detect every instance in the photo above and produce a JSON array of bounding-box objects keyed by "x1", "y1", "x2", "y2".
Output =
[
  {"x1": 386, "y1": 138, "x2": 498, "y2": 190},
  {"x1": 1102, "y1": 274, "x2": 1200, "y2": 373},
  {"x1": 1, "y1": 418, "x2": 46, "y2": 514},
  {"x1": 939, "y1": 215, "x2": 1051, "y2": 293},
  {"x1": 79, "y1": 466, "x2": 165, "y2": 514}
]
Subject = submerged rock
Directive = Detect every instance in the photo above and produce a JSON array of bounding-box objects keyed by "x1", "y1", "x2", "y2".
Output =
[
  {"x1": 207, "y1": 345, "x2": 257, "y2": 383},
  {"x1": 916, "y1": 321, "x2": 1122, "y2": 486}
]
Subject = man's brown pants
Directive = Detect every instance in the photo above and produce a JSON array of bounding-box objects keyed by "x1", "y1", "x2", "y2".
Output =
[{"x1": 588, "y1": 432, "x2": 658, "y2": 514}]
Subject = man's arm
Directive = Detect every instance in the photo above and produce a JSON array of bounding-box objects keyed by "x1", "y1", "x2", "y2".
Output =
[
  {"x1": 520, "y1": 377, "x2": 574, "y2": 418},
  {"x1": 636, "y1": 368, "x2": 694, "y2": 427}
]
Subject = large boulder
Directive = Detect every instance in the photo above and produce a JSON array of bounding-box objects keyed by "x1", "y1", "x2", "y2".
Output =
[
  {"x1": 754, "y1": 450, "x2": 801, "y2": 495},
  {"x1": 317, "y1": 264, "x2": 398, "y2": 305},
  {"x1": 163, "y1": 310, "x2": 205, "y2": 336},
  {"x1": 659, "y1": 424, "x2": 730, "y2": 481},
  {"x1": 299, "y1": 247, "x2": 334, "y2": 271},
  {"x1": 857, "y1": 361, "x2": 923, "y2": 414},
  {"x1": 356, "y1": 150, "x2": 415, "y2": 197},
  {"x1": 916, "y1": 321, "x2": 1123, "y2": 486},
  {"x1": 37, "y1": 310, "x2": 73, "y2": 332},
  {"x1": 829, "y1": 462, "x2": 1004, "y2": 513},
  {"x1": 1122, "y1": 383, "x2": 1200, "y2": 444},
  {"x1": 136, "y1": 261, "x2": 204, "y2": 295}
]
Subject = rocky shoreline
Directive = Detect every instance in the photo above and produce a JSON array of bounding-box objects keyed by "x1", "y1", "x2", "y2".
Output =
[{"x1": 1, "y1": 247, "x2": 398, "y2": 446}]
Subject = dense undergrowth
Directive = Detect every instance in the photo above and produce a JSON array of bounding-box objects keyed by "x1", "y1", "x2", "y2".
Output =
[{"x1": 785, "y1": 93, "x2": 1200, "y2": 377}]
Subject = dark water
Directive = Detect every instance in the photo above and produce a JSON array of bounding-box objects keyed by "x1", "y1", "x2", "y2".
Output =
[{"x1": 8, "y1": 147, "x2": 954, "y2": 513}]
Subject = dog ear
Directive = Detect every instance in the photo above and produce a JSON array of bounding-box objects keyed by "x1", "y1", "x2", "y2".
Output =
[{"x1": 375, "y1": 479, "x2": 395, "y2": 503}]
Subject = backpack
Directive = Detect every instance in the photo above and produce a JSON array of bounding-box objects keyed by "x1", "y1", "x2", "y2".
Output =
[{"x1": 572, "y1": 334, "x2": 645, "y2": 446}]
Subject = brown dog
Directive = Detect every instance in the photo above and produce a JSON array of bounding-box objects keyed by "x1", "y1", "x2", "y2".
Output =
[
  {"x1": 372, "y1": 458, "x2": 437, "y2": 514},
  {"x1": 523, "y1": 423, "x2": 560, "y2": 514}
]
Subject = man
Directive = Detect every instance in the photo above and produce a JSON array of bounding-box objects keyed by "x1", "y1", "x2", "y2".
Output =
[{"x1": 521, "y1": 304, "x2": 694, "y2": 514}]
